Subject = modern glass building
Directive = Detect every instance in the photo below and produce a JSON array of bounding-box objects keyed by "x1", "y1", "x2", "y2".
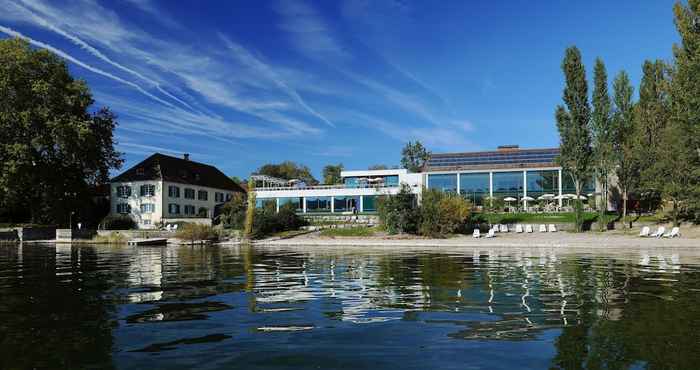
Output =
[{"x1": 253, "y1": 145, "x2": 599, "y2": 213}]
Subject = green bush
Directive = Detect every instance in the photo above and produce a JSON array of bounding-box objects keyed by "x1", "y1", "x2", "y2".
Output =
[
  {"x1": 219, "y1": 192, "x2": 247, "y2": 228},
  {"x1": 376, "y1": 183, "x2": 419, "y2": 234},
  {"x1": 176, "y1": 223, "x2": 219, "y2": 242},
  {"x1": 419, "y1": 189, "x2": 471, "y2": 237},
  {"x1": 101, "y1": 215, "x2": 136, "y2": 230},
  {"x1": 250, "y1": 202, "x2": 307, "y2": 239}
]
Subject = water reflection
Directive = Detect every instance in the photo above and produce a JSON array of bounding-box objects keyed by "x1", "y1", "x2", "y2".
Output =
[{"x1": 1, "y1": 244, "x2": 699, "y2": 369}]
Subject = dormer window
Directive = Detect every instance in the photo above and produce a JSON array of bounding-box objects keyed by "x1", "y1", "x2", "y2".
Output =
[
  {"x1": 136, "y1": 167, "x2": 144, "y2": 175},
  {"x1": 194, "y1": 173, "x2": 200, "y2": 181}
]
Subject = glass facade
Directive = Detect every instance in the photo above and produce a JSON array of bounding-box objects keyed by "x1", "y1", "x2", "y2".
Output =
[
  {"x1": 278, "y1": 197, "x2": 303, "y2": 212},
  {"x1": 362, "y1": 195, "x2": 377, "y2": 212},
  {"x1": 459, "y1": 173, "x2": 490, "y2": 205},
  {"x1": 562, "y1": 172, "x2": 596, "y2": 195},
  {"x1": 306, "y1": 197, "x2": 331, "y2": 213},
  {"x1": 526, "y1": 170, "x2": 559, "y2": 199},
  {"x1": 428, "y1": 148, "x2": 560, "y2": 169},
  {"x1": 344, "y1": 175, "x2": 399, "y2": 188},
  {"x1": 428, "y1": 174, "x2": 458, "y2": 193},
  {"x1": 334, "y1": 196, "x2": 359, "y2": 212},
  {"x1": 492, "y1": 171, "x2": 524, "y2": 199},
  {"x1": 255, "y1": 198, "x2": 276, "y2": 209}
]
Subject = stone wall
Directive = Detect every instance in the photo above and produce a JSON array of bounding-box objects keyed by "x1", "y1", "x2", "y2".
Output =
[
  {"x1": 56, "y1": 229, "x2": 96, "y2": 242},
  {"x1": 96, "y1": 229, "x2": 174, "y2": 239},
  {"x1": 302, "y1": 214, "x2": 379, "y2": 225}
]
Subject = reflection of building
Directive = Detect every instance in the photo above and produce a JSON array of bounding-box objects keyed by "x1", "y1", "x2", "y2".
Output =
[
  {"x1": 254, "y1": 145, "x2": 603, "y2": 213},
  {"x1": 109, "y1": 153, "x2": 245, "y2": 228}
]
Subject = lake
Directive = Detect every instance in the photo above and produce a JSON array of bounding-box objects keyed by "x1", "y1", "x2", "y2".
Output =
[{"x1": 1, "y1": 243, "x2": 699, "y2": 369}]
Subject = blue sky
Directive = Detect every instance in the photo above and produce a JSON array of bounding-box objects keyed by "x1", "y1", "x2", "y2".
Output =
[{"x1": 0, "y1": 0, "x2": 679, "y2": 180}]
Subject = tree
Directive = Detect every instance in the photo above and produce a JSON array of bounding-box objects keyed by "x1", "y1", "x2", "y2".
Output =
[
  {"x1": 611, "y1": 71, "x2": 637, "y2": 228},
  {"x1": 0, "y1": 38, "x2": 123, "y2": 225},
  {"x1": 401, "y1": 141, "x2": 431, "y2": 172},
  {"x1": 668, "y1": 0, "x2": 700, "y2": 221},
  {"x1": 256, "y1": 161, "x2": 318, "y2": 185},
  {"x1": 376, "y1": 183, "x2": 419, "y2": 234},
  {"x1": 322, "y1": 163, "x2": 344, "y2": 185},
  {"x1": 244, "y1": 178, "x2": 256, "y2": 239},
  {"x1": 555, "y1": 46, "x2": 593, "y2": 232},
  {"x1": 419, "y1": 188, "x2": 471, "y2": 237},
  {"x1": 591, "y1": 58, "x2": 614, "y2": 231}
]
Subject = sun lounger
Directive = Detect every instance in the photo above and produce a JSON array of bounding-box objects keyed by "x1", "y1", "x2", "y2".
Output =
[
  {"x1": 500, "y1": 224, "x2": 508, "y2": 233},
  {"x1": 473, "y1": 229, "x2": 481, "y2": 238},
  {"x1": 515, "y1": 224, "x2": 523, "y2": 233},
  {"x1": 638, "y1": 226, "x2": 650, "y2": 237},
  {"x1": 650, "y1": 226, "x2": 665, "y2": 238},
  {"x1": 492, "y1": 225, "x2": 499, "y2": 232},
  {"x1": 485, "y1": 229, "x2": 495, "y2": 238},
  {"x1": 525, "y1": 224, "x2": 533, "y2": 233},
  {"x1": 165, "y1": 224, "x2": 172, "y2": 232},
  {"x1": 664, "y1": 227, "x2": 680, "y2": 238},
  {"x1": 548, "y1": 224, "x2": 557, "y2": 232},
  {"x1": 539, "y1": 224, "x2": 547, "y2": 233}
]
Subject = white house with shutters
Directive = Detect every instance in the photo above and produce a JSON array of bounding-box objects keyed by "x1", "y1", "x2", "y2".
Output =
[{"x1": 109, "y1": 153, "x2": 245, "y2": 229}]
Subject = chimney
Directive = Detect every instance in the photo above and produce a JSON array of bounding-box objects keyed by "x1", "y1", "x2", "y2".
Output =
[{"x1": 183, "y1": 153, "x2": 190, "y2": 161}]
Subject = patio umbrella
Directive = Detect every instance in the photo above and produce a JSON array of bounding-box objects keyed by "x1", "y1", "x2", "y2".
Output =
[
  {"x1": 553, "y1": 195, "x2": 566, "y2": 200},
  {"x1": 521, "y1": 196, "x2": 535, "y2": 201},
  {"x1": 563, "y1": 194, "x2": 576, "y2": 199},
  {"x1": 538, "y1": 194, "x2": 555, "y2": 200},
  {"x1": 503, "y1": 197, "x2": 517, "y2": 202}
]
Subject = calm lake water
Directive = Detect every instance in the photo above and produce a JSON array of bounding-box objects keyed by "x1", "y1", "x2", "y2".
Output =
[{"x1": 1, "y1": 244, "x2": 700, "y2": 369}]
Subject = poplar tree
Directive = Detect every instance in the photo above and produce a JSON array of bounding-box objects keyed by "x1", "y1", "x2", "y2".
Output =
[
  {"x1": 611, "y1": 72, "x2": 636, "y2": 228},
  {"x1": 244, "y1": 178, "x2": 256, "y2": 239},
  {"x1": 555, "y1": 46, "x2": 592, "y2": 232},
  {"x1": 591, "y1": 58, "x2": 613, "y2": 231}
]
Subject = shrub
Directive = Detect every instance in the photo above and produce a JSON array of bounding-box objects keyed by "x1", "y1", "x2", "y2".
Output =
[
  {"x1": 101, "y1": 215, "x2": 136, "y2": 230},
  {"x1": 176, "y1": 223, "x2": 219, "y2": 242},
  {"x1": 419, "y1": 189, "x2": 471, "y2": 237},
  {"x1": 376, "y1": 183, "x2": 419, "y2": 234},
  {"x1": 219, "y1": 192, "x2": 247, "y2": 228},
  {"x1": 250, "y1": 202, "x2": 307, "y2": 239}
]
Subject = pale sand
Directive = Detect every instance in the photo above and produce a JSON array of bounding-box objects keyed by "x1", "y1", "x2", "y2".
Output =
[{"x1": 255, "y1": 231, "x2": 700, "y2": 249}]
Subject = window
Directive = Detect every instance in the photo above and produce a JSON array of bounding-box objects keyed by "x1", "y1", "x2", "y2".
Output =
[
  {"x1": 492, "y1": 171, "x2": 524, "y2": 198},
  {"x1": 116, "y1": 203, "x2": 131, "y2": 214},
  {"x1": 136, "y1": 167, "x2": 145, "y2": 175},
  {"x1": 168, "y1": 185, "x2": 180, "y2": 198},
  {"x1": 197, "y1": 207, "x2": 208, "y2": 217},
  {"x1": 306, "y1": 197, "x2": 331, "y2": 213},
  {"x1": 279, "y1": 197, "x2": 303, "y2": 212},
  {"x1": 184, "y1": 188, "x2": 195, "y2": 199},
  {"x1": 116, "y1": 185, "x2": 131, "y2": 198},
  {"x1": 168, "y1": 203, "x2": 181, "y2": 215},
  {"x1": 142, "y1": 219, "x2": 151, "y2": 225},
  {"x1": 140, "y1": 203, "x2": 155, "y2": 213},
  {"x1": 333, "y1": 196, "x2": 359, "y2": 213},
  {"x1": 526, "y1": 170, "x2": 559, "y2": 198},
  {"x1": 460, "y1": 173, "x2": 490, "y2": 205},
  {"x1": 362, "y1": 195, "x2": 377, "y2": 212},
  {"x1": 184, "y1": 205, "x2": 196, "y2": 215},
  {"x1": 225, "y1": 193, "x2": 232, "y2": 201},
  {"x1": 198, "y1": 190, "x2": 208, "y2": 201},
  {"x1": 428, "y1": 174, "x2": 458, "y2": 193},
  {"x1": 215, "y1": 192, "x2": 225, "y2": 203},
  {"x1": 140, "y1": 184, "x2": 155, "y2": 197},
  {"x1": 256, "y1": 198, "x2": 276, "y2": 209}
]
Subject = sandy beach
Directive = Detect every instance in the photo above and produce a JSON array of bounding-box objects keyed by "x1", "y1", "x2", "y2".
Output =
[{"x1": 254, "y1": 229, "x2": 700, "y2": 249}]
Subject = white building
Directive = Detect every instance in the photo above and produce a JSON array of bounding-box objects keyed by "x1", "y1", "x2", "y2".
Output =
[{"x1": 109, "y1": 153, "x2": 245, "y2": 228}]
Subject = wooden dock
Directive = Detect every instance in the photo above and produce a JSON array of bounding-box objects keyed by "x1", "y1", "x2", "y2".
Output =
[{"x1": 127, "y1": 238, "x2": 168, "y2": 246}]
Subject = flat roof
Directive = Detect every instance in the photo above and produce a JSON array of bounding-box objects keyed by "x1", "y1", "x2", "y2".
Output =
[
  {"x1": 426, "y1": 147, "x2": 560, "y2": 171},
  {"x1": 341, "y1": 169, "x2": 407, "y2": 177}
]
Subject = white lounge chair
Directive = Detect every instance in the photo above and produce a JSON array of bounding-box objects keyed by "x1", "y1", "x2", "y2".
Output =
[
  {"x1": 548, "y1": 224, "x2": 557, "y2": 233},
  {"x1": 525, "y1": 224, "x2": 534, "y2": 233},
  {"x1": 485, "y1": 229, "x2": 495, "y2": 238},
  {"x1": 664, "y1": 227, "x2": 680, "y2": 238},
  {"x1": 165, "y1": 224, "x2": 172, "y2": 232},
  {"x1": 539, "y1": 224, "x2": 547, "y2": 233},
  {"x1": 515, "y1": 224, "x2": 524, "y2": 233},
  {"x1": 650, "y1": 226, "x2": 665, "y2": 238},
  {"x1": 500, "y1": 224, "x2": 508, "y2": 233},
  {"x1": 492, "y1": 225, "x2": 499, "y2": 232},
  {"x1": 473, "y1": 229, "x2": 481, "y2": 238},
  {"x1": 172, "y1": 224, "x2": 178, "y2": 232},
  {"x1": 639, "y1": 226, "x2": 650, "y2": 237}
]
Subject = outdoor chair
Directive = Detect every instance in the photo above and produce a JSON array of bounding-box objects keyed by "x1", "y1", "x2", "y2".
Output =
[
  {"x1": 650, "y1": 226, "x2": 665, "y2": 238},
  {"x1": 515, "y1": 224, "x2": 523, "y2": 233},
  {"x1": 500, "y1": 224, "x2": 508, "y2": 233},
  {"x1": 525, "y1": 224, "x2": 534, "y2": 233},
  {"x1": 664, "y1": 227, "x2": 680, "y2": 238},
  {"x1": 485, "y1": 229, "x2": 495, "y2": 238},
  {"x1": 548, "y1": 224, "x2": 557, "y2": 232},
  {"x1": 165, "y1": 224, "x2": 172, "y2": 232},
  {"x1": 472, "y1": 229, "x2": 481, "y2": 238},
  {"x1": 539, "y1": 224, "x2": 547, "y2": 232},
  {"x1": 172, "y1": 224, "x2": 178, "y2": 232},
  {"x1": 638, "y1": 226, "x2": 650, "y2": 237},
  {"x1": 492, "y1": 224, "x2": 499, "y2": 232}
]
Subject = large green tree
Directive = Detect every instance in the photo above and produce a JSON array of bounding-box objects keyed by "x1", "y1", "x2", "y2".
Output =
[
  {"x1": 668, "y1": 0, "x2": 700, "y2": 220},
  {"x1": 0, "y1": 38, "x2": 123, "y2": 225},
  {"x1": 322, "y1": 163, "x2": 344, "y2": 185},
  {"x1": 401, "y1": 141, "x2": 431, "y2": 173},
  {"x1": 555, "y1": 46, "x2": 593, "y2": 232},
  {"x1": 611, "y1": 71, "x2": 637, "y2": 228},
  {"x1": 256, "y1": 161, "x2": 318, "y2": 185},
  {"x1": 590, "y1": 58, "x2": 614, "y2": 231}
]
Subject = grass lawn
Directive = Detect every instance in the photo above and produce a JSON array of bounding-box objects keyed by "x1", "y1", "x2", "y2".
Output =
[
  {"x1": 319, "y1": 226, "x2": 379, "y2": 237},
  {"x1": 475, "y1": 212, "x2": 618, "y2": 225}
]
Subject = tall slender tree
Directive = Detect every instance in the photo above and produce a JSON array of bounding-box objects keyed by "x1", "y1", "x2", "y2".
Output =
[
  {"x1": 611, "y1": 72, "x2": 637, "y2": 228},
  {"x1": 555, "y1": 46, "x2": 593, "y2": 232},
  {"x1": 668, "y1": 0, "x2": 700, "y2": 220},
  {"x1": 591, "y1": 58, "x2": 614, "y2": 231}
]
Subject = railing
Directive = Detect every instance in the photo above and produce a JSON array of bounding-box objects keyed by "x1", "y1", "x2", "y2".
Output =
[{"x1": 253, "y1": 183, "x2": 417, "y2": 192}]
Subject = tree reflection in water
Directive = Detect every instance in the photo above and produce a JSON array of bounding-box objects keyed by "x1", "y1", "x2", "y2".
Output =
[{"x1": 0, "y1": 244, "x2": 699, "y2": 369}]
